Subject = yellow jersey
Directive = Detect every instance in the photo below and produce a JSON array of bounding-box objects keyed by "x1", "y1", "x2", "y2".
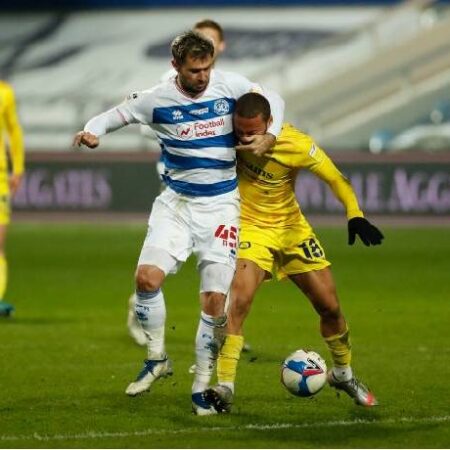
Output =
[
  {"x1": 0, "y1": 81, "x2": 25, "y2": 188},
  {"x1": 238, "y1": 123, "x2": 363, "y2": 228}
]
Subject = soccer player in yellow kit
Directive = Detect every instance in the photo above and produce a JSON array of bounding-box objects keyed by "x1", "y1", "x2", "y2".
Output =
[
  {"x1": 202, "y1": 93, "x2": 383, "y2": 414},
  {"x1": 0, "y1": 80, "x2": 25, "y2": 317}
]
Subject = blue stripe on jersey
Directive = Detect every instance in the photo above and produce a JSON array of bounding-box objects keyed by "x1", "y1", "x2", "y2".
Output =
[
  {"x1": 161, "y1": 132, "x2": 236, "y2": 149},
  {"x1": 162, "y1": 175, "x2": 237, "y2": 197},
  {"x1": 153, "y1": 98, "x2": 236, "y2": 124},
  {"x1": 162, "y1": 149, "x2": 235, "y2": 170}
]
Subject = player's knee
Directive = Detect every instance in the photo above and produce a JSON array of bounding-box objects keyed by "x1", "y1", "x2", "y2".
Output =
[
  {"x1": 203, "y1": 291, "x2": 225, "y2": 303},
  {"x1": 202, "y1": 291, "x2": 226, "y2": 316},
  {"x1": 135, "y1": 266, "x2": 163, "y2": 292},
  {"x1": 318, "y1": 300, "x2": 342, "y2": 322}
]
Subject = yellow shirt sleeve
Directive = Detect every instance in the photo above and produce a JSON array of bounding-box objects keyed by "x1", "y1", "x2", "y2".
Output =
[
  {"x1": 4, "y1": 85, "x2": 25, "y2": 175},
  {"x1": 310, "y1": 152, "x2": 364, "y2": 220},
  {"x1": 269, "y1": 124, "x2": 364, "y2": 220}
]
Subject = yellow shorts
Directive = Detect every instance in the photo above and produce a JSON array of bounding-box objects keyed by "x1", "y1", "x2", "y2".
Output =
[{"x1": 238, "y1": 222, "x2": 330, "y2": 280}]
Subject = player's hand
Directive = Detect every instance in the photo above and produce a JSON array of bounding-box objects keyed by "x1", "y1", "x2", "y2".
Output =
[
  {"x1": 9, "y1": 174, "x2": 23, "y2": 197},
  {"x1": 72, "y1": 131, "x2": 99, "y2": 148},
  {"x1": 236, "y1": 133, "x2": 275, "y2": 156},
  {"x1": 348, "y1": 217, "x2": 384, "y2": 246}
]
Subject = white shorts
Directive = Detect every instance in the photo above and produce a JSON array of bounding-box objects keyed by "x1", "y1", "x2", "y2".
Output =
[{"x1": 138, "y1": 187, "x2": 240, "y2": 273}]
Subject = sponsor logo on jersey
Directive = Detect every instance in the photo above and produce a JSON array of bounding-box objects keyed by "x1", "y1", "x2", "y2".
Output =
[
  {"x1": 242, "y1": 161, "x2": 274, "y2": 179},
  {"x1": 176, "y1": 117, "x2": 225, "y2": 139},
  {"x1": 176, "y1": 124, "x2": 194, "y2": 140},
  {"x1": 172, "y1": 110, "x2": 183, "y2": 121},
  {"x1": 214, "y1": 99, "x2": 230, "y2": 116},
  {"x1": 190, "y1": 107, "x2": 209, "y2": 116}
]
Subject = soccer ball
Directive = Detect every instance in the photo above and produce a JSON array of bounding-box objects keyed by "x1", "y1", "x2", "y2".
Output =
[{"x1": 281, "y1": 349, "x2": 327, "y2": 397}]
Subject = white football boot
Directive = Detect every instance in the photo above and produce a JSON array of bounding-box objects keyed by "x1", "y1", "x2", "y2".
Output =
[
  {"x1": 191, "y1": 391, "x2": 219, "y2": 416},
  {"x1": 126, "y1": 357, "x2": 173, "y2": 396}
]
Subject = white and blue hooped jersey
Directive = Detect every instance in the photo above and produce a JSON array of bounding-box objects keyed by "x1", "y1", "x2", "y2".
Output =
[{"x1": 112, "y1": 70, "x2": 280, "y2": 197}]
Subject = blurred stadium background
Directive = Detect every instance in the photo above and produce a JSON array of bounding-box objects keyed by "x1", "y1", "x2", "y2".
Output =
[{"x1": 2, "y1": 0, "x2": 450, "y2": 221}]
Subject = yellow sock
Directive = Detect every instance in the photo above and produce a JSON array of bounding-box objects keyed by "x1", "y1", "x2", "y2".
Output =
[
  {"x1": 217, "y1": 334, "x2": 244, "y2": 385},
  {"x1": 324, "y1": 326, "x2": 352, "y2": 368},
  {"x1": 0, "y1": 255, "x2": 7, "y2": 299}
]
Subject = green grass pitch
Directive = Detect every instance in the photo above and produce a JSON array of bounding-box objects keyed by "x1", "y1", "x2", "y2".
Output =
[{"x1": 0, "y1": 223, "x2": 449, "y2": 448}]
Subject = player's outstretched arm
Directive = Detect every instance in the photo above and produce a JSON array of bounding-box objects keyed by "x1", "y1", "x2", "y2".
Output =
[
  {"x1": 307, "y1": 145, "x2": 384, "y2": 247},
  {"x1": 348, "y1": 217, "x2": 384, "y2": 246},
  {"x1": 73, "y1": 93, "x2": 147, "y2": 149}
]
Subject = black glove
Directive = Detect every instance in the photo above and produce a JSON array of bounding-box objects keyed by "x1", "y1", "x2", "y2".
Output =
[{"x1": 348, "y1": 217, "x2": 384, "y2": 246}]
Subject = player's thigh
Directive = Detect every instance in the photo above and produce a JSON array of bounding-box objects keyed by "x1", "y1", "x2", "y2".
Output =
[
  {"x1": 227, "y1": 258, "x2": 266, "y2": 331},
  {"x1": 0, "y1": 192, "x2": 10, "y2": 226},
  {"x1": 193, "y1": 191, "x2": 240, "y2": 269},
  {"x1": 0, "y1": 224, "x2": 7, "y2": 248},
  {"x1": 231, "y1": 258, "x2": 266, "y2": 306},
  {"x1": 237, "y1": 225, "x2": 277, "y2": 279},
  {"x1": 230, "y1": 226, "x2": 274, "y2": 316},
  {"x1": 138, "y1": 190, "x2": 192, "y2": 271},
  {"x1": 0, "y1": 191, "x2": 10, "y2": 252},
  {"x1": 289, "y1": 267, "x2": 341, "y2": 316}
]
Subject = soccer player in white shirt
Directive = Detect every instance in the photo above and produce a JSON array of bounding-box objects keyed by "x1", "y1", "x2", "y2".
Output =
[
  {"x1": 73, "y1": 31, "x2": 284, "y2": 415},
  {"x1": 129, "y1": 20, "x2": 227, "y2": 345}
]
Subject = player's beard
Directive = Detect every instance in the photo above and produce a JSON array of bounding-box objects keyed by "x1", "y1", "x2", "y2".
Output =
[{"x1": 178, "y1": 74, "x2": 208, "y2": 96}]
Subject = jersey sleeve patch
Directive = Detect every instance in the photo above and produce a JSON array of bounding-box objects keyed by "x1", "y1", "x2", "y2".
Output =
[{"x1": 308, "y1": 143, "x2": 324, "y2": 163}]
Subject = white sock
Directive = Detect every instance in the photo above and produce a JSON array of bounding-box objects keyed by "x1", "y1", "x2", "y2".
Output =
[
  {"x1": 332, "y1": 366, "x2": 353, "y2": 382},
  {"x1": 135, "y1": 289, "x2": 166, "y2": 359},
  {"x1": 192, "y1": 311, "x2": 217, "y2": 393}
]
